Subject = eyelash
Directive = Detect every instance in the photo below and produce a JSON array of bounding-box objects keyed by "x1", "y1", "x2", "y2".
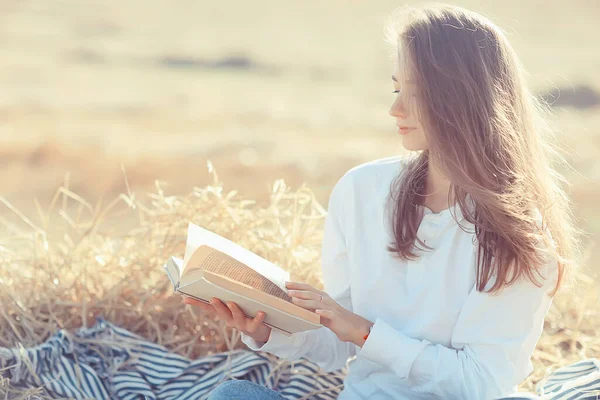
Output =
[{"x1": 393, "y1": 90, "x2": 417, "y2": 98}]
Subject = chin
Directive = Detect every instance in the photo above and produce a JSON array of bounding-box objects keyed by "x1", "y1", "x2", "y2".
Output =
[{"x1": 400, "y1": 139, "x2": 428, "y2": 152}]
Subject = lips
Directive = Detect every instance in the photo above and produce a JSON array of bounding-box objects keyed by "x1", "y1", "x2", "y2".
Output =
[
  {"x1": 397, "y1": 126, "x2": 416, "y2": 133},
  {"x1": 397, "y1": 126, "x2": 415, "y2": 136}
]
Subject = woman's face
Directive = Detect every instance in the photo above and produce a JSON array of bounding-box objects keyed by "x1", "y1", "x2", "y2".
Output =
[{"x1": 389, "y1": 61, "x2": 429, "y2": 151}]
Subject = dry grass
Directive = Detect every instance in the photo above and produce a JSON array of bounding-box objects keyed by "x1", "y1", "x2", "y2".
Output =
[{"x1": 0, "y1": 162, "x2": 598, "y2": 399}]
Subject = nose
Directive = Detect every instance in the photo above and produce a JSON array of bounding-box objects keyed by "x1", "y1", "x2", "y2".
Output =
[{"x1": 389, "y1": 96, "x2": 408, "y2": 119}]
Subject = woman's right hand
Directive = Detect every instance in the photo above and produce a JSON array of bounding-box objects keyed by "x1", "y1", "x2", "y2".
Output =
[{"x1": 183, "y1": 296, "x2": 272, "y2": 344}]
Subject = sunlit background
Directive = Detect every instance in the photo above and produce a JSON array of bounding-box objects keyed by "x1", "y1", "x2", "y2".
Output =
[
  {"x1": 1, "y1": 2, "x2": 599, "y2": 396},
  {"x1": 1, "y1": 0, "x2": 598, "y2": 257}
]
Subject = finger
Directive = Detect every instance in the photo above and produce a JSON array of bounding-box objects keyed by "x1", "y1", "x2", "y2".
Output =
[
  {"x1": 183, "y1": 298, "x2": 217, "y2": 316},
  {"x1": 183, "y1": 297, "x2": 214, "y2": 312},
  {"x1": 291, "y1": 297, "x2": 325, "y2": 310},
  {"x1": 285, "y1": 282, "x2": 315, "y2": 291},
  {"x1": 286, "y1": 283, "x2": 326, "y2": 298},
  {"x1": 211, "y1": 298, "x2": 234, "y2": 324},
  {"x1": 183, "y1": 296, "x2": 205, "y2": 306},
  {"x1": 227, "y1": 302, "x2": 246, "y2": 329},
  {"x1": 288, "y1": 290, "x2": 323, "y2": 301},
  {"x1": 315, "y1": 309, "x2": 335, "y2": 319},
  {"x1": 248, "y1": 311, "x2": 266, "y2": 333}
]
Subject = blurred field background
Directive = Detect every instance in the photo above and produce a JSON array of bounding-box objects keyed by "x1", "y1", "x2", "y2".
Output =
[{"x1": 1, "y1": 0, "x2": 599, "y2": 397}]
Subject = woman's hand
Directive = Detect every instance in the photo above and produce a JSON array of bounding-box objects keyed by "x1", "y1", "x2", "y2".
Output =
[
  {"x1": 183, "y1": 296, "x2": 272, "y2": 344},
  {"x1": 286, "y1": 282, "x2": 373, "y2": 347}
]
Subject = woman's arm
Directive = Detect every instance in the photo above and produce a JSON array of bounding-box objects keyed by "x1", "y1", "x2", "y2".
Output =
[
  {"x1": 357, "y1": 254, "x2": 558, "y2": 399},
  {"x1": 241, "y1": 286, "x2": 357, "y2": 372},
  {"x1": 241, "y1": 175, "x2": 358, "y2": 372}
]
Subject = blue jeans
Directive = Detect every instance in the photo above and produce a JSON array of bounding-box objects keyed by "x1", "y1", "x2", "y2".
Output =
[{"x1": 207, "y1": 380, "x2": 286, "y2": 400}]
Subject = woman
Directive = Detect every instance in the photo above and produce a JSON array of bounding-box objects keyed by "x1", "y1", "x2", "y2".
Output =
[{"x1": 185, "y1": 3, "x2": 581, "y2": 399}]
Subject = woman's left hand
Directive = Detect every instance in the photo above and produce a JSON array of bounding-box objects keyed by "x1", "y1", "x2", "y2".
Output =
[{"x1": 286, "y1": 281, "x2": 373, "y2": 347}]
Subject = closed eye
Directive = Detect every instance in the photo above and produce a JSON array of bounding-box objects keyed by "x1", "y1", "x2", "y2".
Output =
[{"x1": 394, "y1": 90, "x2": 417, "y2": 97}]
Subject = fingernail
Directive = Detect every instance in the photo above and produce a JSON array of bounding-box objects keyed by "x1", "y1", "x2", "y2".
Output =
[{"x1": 315, "y1": 309, "x2": 323, "y2": 314}]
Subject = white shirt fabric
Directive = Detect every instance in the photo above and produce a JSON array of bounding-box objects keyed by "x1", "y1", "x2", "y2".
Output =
[{"x1": 241, "y1": 155, "x2": 558, "y2": 400}]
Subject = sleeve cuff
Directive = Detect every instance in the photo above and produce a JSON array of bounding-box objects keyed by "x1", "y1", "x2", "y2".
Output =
[
  {"x1": 241, "y1": 331, "x2": 270, "y2": 351},
  {"x1": 359, "y1": 317, "x2": 430, "y2": 379},
  {"x1": 241, "y1": 328, "x2": 307, "y2": 354}
]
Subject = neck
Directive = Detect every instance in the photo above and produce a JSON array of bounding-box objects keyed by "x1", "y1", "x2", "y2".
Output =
[{"x1": 425, "y1": 157, "x2": 453, "y2": 207}]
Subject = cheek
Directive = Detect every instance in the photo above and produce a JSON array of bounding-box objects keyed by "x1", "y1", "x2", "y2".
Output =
[
  {"x1": 401, "y1": 129, "x2": 430, "y2": 151},
  {"x1": 417, "y1": 128, "x2": 427, "y2": 141}
]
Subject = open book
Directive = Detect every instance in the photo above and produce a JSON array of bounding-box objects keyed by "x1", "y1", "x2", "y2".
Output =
[{"x1": 163, "y1": 222, "x2": 322, "y2": 336}]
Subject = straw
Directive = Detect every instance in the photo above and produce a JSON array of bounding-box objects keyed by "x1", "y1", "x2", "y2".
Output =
[{"x1": 0, "y1": 162, "x2": 597, "y2": 399}]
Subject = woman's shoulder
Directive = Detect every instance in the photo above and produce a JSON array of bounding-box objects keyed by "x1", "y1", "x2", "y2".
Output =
[
  {"x1": 335, "y1": 155, "x2": 412, "y2": 191},
  {"x1": 327, "y1": 155, "x2": 412, "y2": 217}
]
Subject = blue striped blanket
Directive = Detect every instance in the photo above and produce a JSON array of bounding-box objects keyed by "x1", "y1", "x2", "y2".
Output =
[
  {"x1": 1, "y1": 318, "x2": 598, "y2": 399},
  {"x1": 498, "y1": 359, "x2": 600, "y2": 400},
  {"x1": 0, "y1": 318, "x2": 343, "y2": 399}
]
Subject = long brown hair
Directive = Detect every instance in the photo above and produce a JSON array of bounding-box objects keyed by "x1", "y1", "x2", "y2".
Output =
[{"x1": 384, "y1": 3, "x2": 583, "y2": 295}]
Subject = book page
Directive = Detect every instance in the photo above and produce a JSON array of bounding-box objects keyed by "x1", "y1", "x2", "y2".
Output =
[
  {"x1": 186, "y1": 245, "x2": 292, "y2": 301},
  {"x1": 164, "y1": 257, "x2": 182, "y2": 289},
  {"x1": 182, "y1": 222, "x2": 290, "y2": 292}
]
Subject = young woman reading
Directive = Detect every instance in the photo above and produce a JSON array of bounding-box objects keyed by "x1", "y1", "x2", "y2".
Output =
[{"x1": 184, "y1": 3, "x2": 580, "y2": 399}]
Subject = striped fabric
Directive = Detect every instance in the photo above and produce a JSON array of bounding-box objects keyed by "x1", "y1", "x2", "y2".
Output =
[
  {"x1": 1, "y1": 318, "x2": 598, "y2": 400},
  {"x1": 0, "y1": 318, "x2": 343, "y2": 399},
  {"x1": 497, "y1": 359, "x2": 600, "y2": 400}
]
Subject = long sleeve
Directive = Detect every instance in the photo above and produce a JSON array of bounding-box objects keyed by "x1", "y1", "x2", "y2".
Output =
[
  {"x1": 358, "y1": 249, "x2": 558, "y2": 399},
  {"x1": 241, "y1": 175, "x2": 358, "y2": 373}
]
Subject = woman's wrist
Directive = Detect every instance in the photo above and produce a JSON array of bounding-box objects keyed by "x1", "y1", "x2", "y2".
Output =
[
  {"x1": 352, "y1": 319, "x2": 374, "y2": 347},
  {"x1": 257, "y1": 327, "x2": 272, "y2": 344},
  {"x1": 245, "y1": 326, "x2": 271, "y2": 345}
]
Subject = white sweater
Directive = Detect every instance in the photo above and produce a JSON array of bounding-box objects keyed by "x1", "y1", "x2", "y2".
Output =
[{"x1": 242, "y1": 155, "x2": 557, "y2": 400}]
